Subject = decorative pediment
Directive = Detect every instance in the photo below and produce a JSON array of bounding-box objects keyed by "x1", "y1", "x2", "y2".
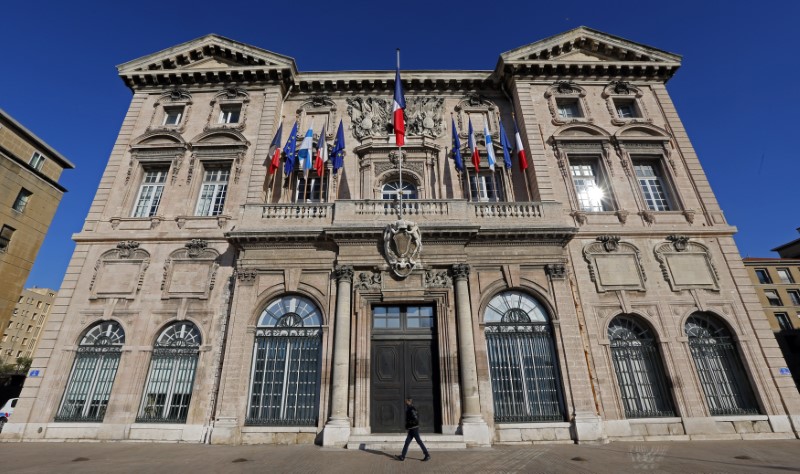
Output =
[
  {"x1": 615, "y1": 123, "x2": 670, "y2": 140},
  {"x1": 191, "y1": 129, "x2": 250, "y2": 148},
  {"x1": 131, "y1": 130, "x2": 187, "y2": 149},
  {"x1": 500, "y1": 26, "x2": 681, "y2": 64},
  {"x1": 553, "y1": 123, "x2": 610, "y2": 139}
]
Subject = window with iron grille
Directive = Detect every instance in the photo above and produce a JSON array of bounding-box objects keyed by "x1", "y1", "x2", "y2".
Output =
[
  {"x1": 136, "y1": 321, "x2": 201, "y2": 423},
  {"x1": 484, "y1": 291, "x2": 565, "y2": 422},
  {"x1": 685, "y1": 313, "x2": 759, "y2": 416},
  {"x1": 55, "y1": 321, "x2": 125, "y2": 422},
  {"x1": 132, "y1": 168, "x2": 168, "y2": 217},
  {"x1": 195, "y1": 166, "x2": 229, "y2": 216},
  {"x1": 247, "y1": 295, "x2": 322, "y2": 426},
  {"x1": 608, "y1": 316, "x2": 675, "y2": 418}
]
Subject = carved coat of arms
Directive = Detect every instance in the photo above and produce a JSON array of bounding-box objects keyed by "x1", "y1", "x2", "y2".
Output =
[{"x1": 383, "y1": 220, "x2": 422, "y2": 278}]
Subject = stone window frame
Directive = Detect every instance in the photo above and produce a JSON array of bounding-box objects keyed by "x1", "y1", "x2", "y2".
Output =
[
  {"x1": 11, "y1": 187, "x2": 32, "y2": 213},
  {"x1": 544, "y1": 81, "x2": 593, "y2": 126},
  {"x1": 602, "y1": 81, "x2": 652, "y2": 126},
  {"x1": 0, "y1": 224, "x2": 15, "y2": 253},
  {"x1": 295, "y1": 95, "x2": 338, "y2": 138},
  {"x1": 454, "y1": 93, "x2": 501, "y2": 140},
  {"x1": 148, "y1": 89, "x2": 193, "y2": 133},
  {"x1": 206, "y1": 87, "x2": 250, "y2": 131}
]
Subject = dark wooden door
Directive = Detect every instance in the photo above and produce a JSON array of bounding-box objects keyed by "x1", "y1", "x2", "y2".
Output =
[{"x1": 370, "y1": 339, "x2": 438, "y2": 433}]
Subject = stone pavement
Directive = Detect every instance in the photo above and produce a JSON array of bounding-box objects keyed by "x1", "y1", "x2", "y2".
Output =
[{"x1": 0, "y1": 440, "x2": 798, "y2": 473}]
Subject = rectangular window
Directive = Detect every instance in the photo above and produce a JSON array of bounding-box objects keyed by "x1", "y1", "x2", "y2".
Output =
[
  {"x1": 755, "y1": 269, "x2": 772, "y2": 284},
  {"x1": 12, "y1": 188, "x2": 32, "y2": 212},
  {"x1": 195, "y1": 166, "x2": 230, "y2": 216},
  {"x1": 18, "y1": 296, "x2": 23, "y2": 303},
  {"x1": 294, "y1": 175, "x2": 326, "y2": 203},
  {"x1": 26, "y1": 325, "x2": 32, "y2": 333},
  {"x1": 615, "y1": 99, "x2": 640, "y2": 118},
  {"x1": 29, "y1": 151, "x2": 45, "y2": 171},
  {"x1": 132, "y1": 168, "x2": 168, "y2": 217},
  {"x1": 36, "y1": 301, "x2": 42, "y2": 309},
  {"x1": 765, "y1": 289, "x2": 783, "y2": 307},
  {"x1": 633, "y1": 160, "x2": 673, "y2": 211},
  {"x1": 777, "y1": 268, "x2": 794, "y2": 284},
  {"x1": 788, "y1": 290, "x2": 800, "y2": 306},
  {"x1": 469, "y1": 172, "x2": 504, "y2": 202},
  {"x1": 775, "y1": 312, "x2": 792, "y2": 331},
  {"x1": 21, "y1": 338, "x2": 28, "y2": 346},
  {"x1": 218, "y1": 105, "x2": 241, "y2": 124},
  {"x1": 569, "y1": 158, "x2": 611, "y2": 212},
  {"x1": 162, "y1": 106, "x2": 184, "y2": 126},
  {"x1": 0, "y1": 225, "x2": 15, "y2": 253},
  {"x1": 556, "y1": 99, "x2": 582, "y2": 119}
]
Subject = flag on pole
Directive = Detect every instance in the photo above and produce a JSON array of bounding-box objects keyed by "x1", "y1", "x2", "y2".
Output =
[
  {"x1": 331, "y1": 120, "x2": 345, "y2": 174},
  {"x1": 468, "y1": 118, "x2": 480, "y2": 170},
  {"x1": 483, "y1": 123, "x2": 497, "y2": 172},
  {"x1": 392, "y1": 54, "x2": 406, "y2": 146},
  {"x1": 451, "y1": 118, "x2": 464, "y2": 171},
  {"x1": 298, "y1": 122, "x2": 315, "y2": 177},
  {"x1": 513, "y1": 119, "x2": 529, "y2": 171},
  {"x1": 283, "y1": 122, "x2": 299, "y2": 175},
  {"x1": 498, "y1": 120, "x2": 513, "y2": 170},
  {"x1": 268, "y1": 123, "x2": 284, "y2": 175},
  {"x1": 315, "y1": 125, "x2": 328, "y2": 177}
]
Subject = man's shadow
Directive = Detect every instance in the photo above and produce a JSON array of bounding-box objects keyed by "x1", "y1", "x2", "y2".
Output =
[{"x1": 356, "y1": 444, "x2": 399, "y2": 460}]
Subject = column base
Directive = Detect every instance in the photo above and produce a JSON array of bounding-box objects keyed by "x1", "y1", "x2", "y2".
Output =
[
  {"x1": 460, "y1": 416, "x2": 492, "y2": 447},
  {"x1": 322, "y1": 419, "x2": 351, "y2": 447},
  {"x1": 572, "y1": 412, "x2": 607, "y2": 444}
]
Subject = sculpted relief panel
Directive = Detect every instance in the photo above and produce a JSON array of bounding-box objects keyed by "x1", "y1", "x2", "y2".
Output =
[
  {"x1": 654, "y1": 235, "x2": 720, "y2": 292},
  {"x1": 347, "y1": 96, "x2": 445, "y2": 141},
  {"x1": 583, "y1": 236, "x2": 646, "y2": 293}
]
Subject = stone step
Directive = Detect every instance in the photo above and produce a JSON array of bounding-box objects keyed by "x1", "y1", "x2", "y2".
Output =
[{"x1": 347, "y1": 433, "x2": 467, "y2": 450}]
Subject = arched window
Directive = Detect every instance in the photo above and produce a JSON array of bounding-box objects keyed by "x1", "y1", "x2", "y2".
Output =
[
  {"x1": 137, "y1": 321, "x2": 201, "y2": 423},
  {"x1": 55, "y1": 321, "x2": 125, "y2": 422},
  {"x1": 484, "y1": 291, "x2": 564, "y2": 422},
  {"x1": 685, "y1": 313, "x2": 759, "y2": 415},
  {"x1": 247, "y1": 295, "x2": 322, "y2": 426},
  {"x1": 608, "y1": 316, "x2": 674, "y2": 418},
  {"x1": 381, "y1": 181, "x2": 418, "y2": 200}
]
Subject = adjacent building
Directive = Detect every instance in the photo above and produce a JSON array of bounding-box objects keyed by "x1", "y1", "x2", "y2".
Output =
[
  {"x1": 0, "y1": 288, "x2": 57, "y2": 363},
  {"x1": 4, "y1": 28, "x2": 800, "y2": 446},
  {"x1": 744, "y1": 229, "x2": 800, "y2": 389},
  {"x1": 0, "y1": 109, "x2": 73, "y2": 332}
]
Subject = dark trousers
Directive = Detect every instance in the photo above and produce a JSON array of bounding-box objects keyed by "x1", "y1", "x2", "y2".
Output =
[{"x1": 401, "y1": 427, "x2": 429, "y2": 457}]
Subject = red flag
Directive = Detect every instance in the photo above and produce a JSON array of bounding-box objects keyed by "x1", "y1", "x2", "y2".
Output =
[
  {"x1": 513, "y1": 120, "x2": 528, "y2": 171},
  {"x1": 268, "y1": 123, "x2": 283, "y2": 175},
  {"x1": 468, "y1": 118, "x2": 480, "y2": 170}
]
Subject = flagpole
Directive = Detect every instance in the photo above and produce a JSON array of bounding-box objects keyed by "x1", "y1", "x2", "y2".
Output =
[
  {"x1": 513, "y1": 111, "x2": 533, "y2": 202},
  {"x1": 396, "y1": 48, "x2": 403, "y2": 221}
]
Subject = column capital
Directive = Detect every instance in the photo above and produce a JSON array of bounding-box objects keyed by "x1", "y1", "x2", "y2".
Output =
[
  {"x1": 450, "y1": 263, "x2": 471, "y2": 281},
  {"x1": 334, "y1": 265, "x2": 354, "y2": 283}
]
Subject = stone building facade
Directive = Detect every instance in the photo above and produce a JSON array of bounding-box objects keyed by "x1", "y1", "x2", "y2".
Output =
[
  {"x1": 0, "y1": 109, "x2": 73, "y2": 333},
  {"x1": 4, "y1": 27, "x2": 800, "y2": 446},
  {"x1": 1, "y1": 288, "x2": 57, "y2": 363}
]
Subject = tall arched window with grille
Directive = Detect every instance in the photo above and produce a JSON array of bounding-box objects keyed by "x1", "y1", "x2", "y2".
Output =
[
  {"x1": 246, "y1": 295, "x2": 322, "y2": 426},
  {"x1": 55, "y1": 320, "x2": 125, "y2": 422},
  {"x1": 136, "y1": 321, "x2": 201, "y2": 423},
  {"x1": 484, "y1": 291, "x2": 565, "y2": 422},
  {"x1": 685, "y1": 313, "x2": 759, "y2": 415},
  {"x1": 608, "y1": 315, "x2": 674, "y2": 418}
]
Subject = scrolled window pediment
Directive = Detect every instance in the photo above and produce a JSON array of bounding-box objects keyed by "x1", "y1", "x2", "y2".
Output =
[{"x1": 545, "y1": 82, "x2": 593, "y2": 126}]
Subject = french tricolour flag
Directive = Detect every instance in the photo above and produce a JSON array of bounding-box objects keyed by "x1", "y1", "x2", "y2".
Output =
[
  {"x1": 513, "y1": 119, "x2": 529, "y2": 171},
  {"x1": 268, "y1": 123, "x2": 283, "y2": 175},
  {"x1": 468, "y1": 118, "x2": 480, "y2": 170},
  {"x1": 393, "y1": 62, "x2": 406, "y2": 146},
  {"x1": 298, "y1": 122, "x2": 315, "y2": 177},
  {"x1": 483, "y1": 123, "x2": 496, "y2": 172},
  {"x1": 315, "y1": 125, "x2": 328, "y2": 177}
]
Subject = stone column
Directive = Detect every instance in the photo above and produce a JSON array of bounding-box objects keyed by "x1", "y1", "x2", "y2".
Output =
[
  {"x1": 322, "y1": 265, "x2": 354, "y2": 447},
  {"x1": 451, "y1": 263, "x2": 491, "y2": 446}
]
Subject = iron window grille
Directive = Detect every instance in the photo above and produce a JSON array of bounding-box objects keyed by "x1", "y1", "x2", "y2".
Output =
[
  {"x1": 55, "y1": 321, "x2": 125, "y2": 422},
  {"x1": 484, "y1": 291, "x2": 565, "y2": 423},
  {"x1": 246, "y1": 295, "x2": 322, "y2": 426},
  {"x1": 685, "y1": 314, "x2": 759, "y2": 416},
  {"x1": 608, "y1": 316, "x2": 675, "y2": 418},
  {"x1": 136, "y1": 322, "x2": 201, "y2": 423}
]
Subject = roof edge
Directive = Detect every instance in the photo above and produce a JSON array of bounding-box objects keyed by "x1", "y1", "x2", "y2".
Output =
[{"x1": 0, "y1": 107, "x2": 75, "y2": 169}]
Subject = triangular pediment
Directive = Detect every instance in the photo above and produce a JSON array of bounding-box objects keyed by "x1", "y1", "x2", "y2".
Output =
[
  {"x1": 501, "y1": 26, "x2": 681, "y2": 64},
  {"x1": 117, "y1": 34, "x2": 297, "y2": 74}
]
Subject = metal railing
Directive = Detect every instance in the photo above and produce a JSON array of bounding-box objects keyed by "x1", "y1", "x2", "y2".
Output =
[{"x1": 610, "y1": 340, "x2": 675, "y2": 418}]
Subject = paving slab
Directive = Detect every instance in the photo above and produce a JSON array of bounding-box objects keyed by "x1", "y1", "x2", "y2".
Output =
[{"x1": 0, "y1": 439, "x2": 798, "y2": 473}]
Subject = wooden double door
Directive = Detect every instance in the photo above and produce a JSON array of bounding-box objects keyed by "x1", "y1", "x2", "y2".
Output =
[{"x1": 370, "y1": 305, "x2": 440, "y2": 433}]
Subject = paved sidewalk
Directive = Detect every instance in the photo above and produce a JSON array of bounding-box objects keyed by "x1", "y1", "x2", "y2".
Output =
[{"x1": 0, "y1": 439, "x2": 798, "y2": 473}]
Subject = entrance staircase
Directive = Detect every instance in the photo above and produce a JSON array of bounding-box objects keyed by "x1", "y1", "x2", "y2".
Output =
[{"x1": 347, "y1": 433, "x2": 467, "y2": 450}]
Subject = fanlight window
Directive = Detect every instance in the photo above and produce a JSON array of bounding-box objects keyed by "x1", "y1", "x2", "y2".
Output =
[
  {"x1": 685, "y1": 313, "x2": 759, "y2": 416},
  {"x1": 247, "y1": 295, "x2": 322, "y2": 426},
  {"x1": 381, "y1": 181, "x2": 418, "y2": 200},
  {"x1": 608, "y1": 316, "x2": 674, "y2": 418},
  {"x1": 137, "y1": 322, "x2": 201, "y2": 423},
  {"x1": 55, "y1": 321, "x2": 125, "y2": 422},
  {"x1": 484, "y1": 291, "x2": 564, "y2": 422}
]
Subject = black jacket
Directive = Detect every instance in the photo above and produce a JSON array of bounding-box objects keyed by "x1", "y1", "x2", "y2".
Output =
[{"x1": 405, "y1": 404, "x2": 419, "y2": 430}]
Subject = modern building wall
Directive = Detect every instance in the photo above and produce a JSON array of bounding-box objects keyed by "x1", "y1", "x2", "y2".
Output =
[
  {"x1": 4, "y1": 28, "x2": 799, "y2": 446},
  {"x1": 0, "y1": 109, "x2": 73, "y2": 333},
  {"x1": 0, "y1": 288, "x2": 57, "y2": 363}
]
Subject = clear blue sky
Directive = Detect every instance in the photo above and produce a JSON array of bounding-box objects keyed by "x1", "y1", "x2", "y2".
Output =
[{"x1": 4, "y1": 0, "x2": 798, "y2": 290}]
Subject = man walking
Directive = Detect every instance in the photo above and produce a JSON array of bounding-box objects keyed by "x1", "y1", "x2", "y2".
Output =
[{"x1": 397, "y1": 397, "x2": 430, "y2": 462}]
